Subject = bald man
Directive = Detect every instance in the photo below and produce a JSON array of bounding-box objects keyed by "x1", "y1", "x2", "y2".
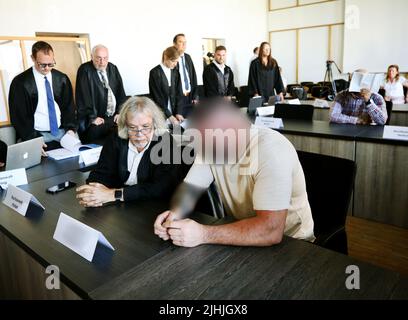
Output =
[{"x1": 76, "y1": 45, "x2": 127, "y2": 143}]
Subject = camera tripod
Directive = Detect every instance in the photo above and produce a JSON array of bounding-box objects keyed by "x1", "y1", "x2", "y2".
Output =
[{"x1": 324, "y1": 60, "x2": 342, "y2": 101}]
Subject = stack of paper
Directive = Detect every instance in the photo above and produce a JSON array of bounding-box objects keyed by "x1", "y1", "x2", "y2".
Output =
[{"x1": 47, "y1": 134, "x2": 100, "y2": 161}]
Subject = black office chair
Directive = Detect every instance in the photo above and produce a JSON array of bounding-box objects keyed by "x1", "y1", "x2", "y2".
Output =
[
  {"x1": 274, "y1": 104, "x2": 314, "y2": 121},
  {"x1": 301, "y1": 82, "x2": 314, "y2": 92},
  {"x1": 385, "y1": 100, "x2": 393, "y2": 125},
  {"x1": 334, "y1": 79, "x2": 349, "y2": 93},
  {"x1": 297, "y1": 151, "x2": 357, "y2": 255},
  {"x1": 291, "y1": 87, "x2": 308, "y2": 100},
  {"x1": 286, "y1": 84, "x2": 302, "y2": 97},
  {"x1": 311, "y1": 85, "x2": 331, "y2": 99},
  {"x1": 238, "y1": 86, "x2": 250, "y2": 109}
]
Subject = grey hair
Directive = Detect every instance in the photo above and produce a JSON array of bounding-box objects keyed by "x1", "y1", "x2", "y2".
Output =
[
  {"x1": 117, "y1": 96, "x2": 168, "y2": 140},
  {"x1": 91, "y1": 44, "x2": 109, "y2": 57}
]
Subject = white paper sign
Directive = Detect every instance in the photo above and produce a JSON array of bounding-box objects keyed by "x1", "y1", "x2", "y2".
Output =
[
  {"x1": 287, "y1": 99, "x2": 301, "y2": 105},
  {"x1": 0, "y1": 168, "x2": 28, "y2": 188},
  {"x1": 79, "y1": 146, "x2": 103, "y2": 166},
  {"x1": 383, "y1": 126, "x2": 408, "y2": 141},
  {"x1": 255, "y1": 117, "x2": 284, "y2": 129},
  {"x1": 53, "y1": 212, "x2": 115, "y2": 262},
  {"x1": 314, "y1": 99, "x2": 330, "y2": 109},
  {"x1": 256, "y1": 106, "x2": 275, "y2": 117},
  {"x1": 2, "y1": 184, "x2": 44, "y2": 216}
]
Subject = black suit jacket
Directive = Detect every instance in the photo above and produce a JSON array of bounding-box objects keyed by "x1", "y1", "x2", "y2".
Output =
[
  {"x1": 87, "y1": 132, "x2": 184, "y2": 202},
  {"x1": 203, "y1": 63, "x2": 235, "y2": 98},
  {"x1": 9, "y1": 68, "x2": 76, "y2": 141},
  {"x1": 76, "y1": 61, "x2": 127, "y2": 132},
  {"x1": 175, "y1": 53, "x2": 198, "y2": 100},
  {"x1": 149, "y1": 65, "x2": 183, "y2": 118}
]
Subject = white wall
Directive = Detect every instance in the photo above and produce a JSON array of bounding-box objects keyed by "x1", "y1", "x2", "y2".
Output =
[
  {"x1": 343, "y1": 0, "x2": 408, "y2": 72},
  {"x1": 0, "y1": 0, "x2": 268, "y2": 96}
]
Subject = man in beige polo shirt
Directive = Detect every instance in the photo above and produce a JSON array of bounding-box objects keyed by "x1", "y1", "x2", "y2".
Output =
[{"x1": 154, "y1": 99, "x2": 315, "y2": 247}]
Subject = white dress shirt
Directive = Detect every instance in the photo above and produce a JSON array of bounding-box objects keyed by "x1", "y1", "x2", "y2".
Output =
[
  {"x1": 125, "y1": 140, "x2": 151, "y2": 186},
  {"x1": 32, "y1": 68, "x2": 62, "y2": 132},
  {"x1": 213, "y1": 60, "x2": 226, "y2": 74},
  {"x1": 160, "y1": 63, "x2": 172, "y2": 114},
  {"x1": 178, "y1": 54, "x2": 191, "y2": 94}
]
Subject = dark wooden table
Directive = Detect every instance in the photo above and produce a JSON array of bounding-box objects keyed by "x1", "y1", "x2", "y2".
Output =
[
  {"x1": 0, "y1": 170, "x2": 216, "y2": 299},
  {"x1": 90, "y1": 236, "x2": 408, "y2": 300}
]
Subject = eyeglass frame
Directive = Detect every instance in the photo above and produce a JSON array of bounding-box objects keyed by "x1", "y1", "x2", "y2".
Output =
[
  {"x1": 36, "y1": 61, "x2": 57, "y2": 69},
  {"x1": 126, "y1": 125, "x2": 153, "y2": 135}
]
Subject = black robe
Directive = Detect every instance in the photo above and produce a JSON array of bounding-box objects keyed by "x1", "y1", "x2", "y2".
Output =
[
  {"x1": 87, "y1": 132, "x2": 184, "y2": 202},
  {"x1": 203, "y1": 63, "x2": 235, "y2": 98},
  {"x1": 248, "y1": 58, "x2": 284, "y2": 101},
  {"x1": 8, "y1": 68, "x2": 77, "y2": 142},
  {"x1": 149, "y1": 65, "x2": 184, "y2": 118},
  {"x1": 75, "y1": 61, "x2": 127, "y2": 132},
  {"x1": 175, "y1": 53, "x2": 198, "y2": 100}
]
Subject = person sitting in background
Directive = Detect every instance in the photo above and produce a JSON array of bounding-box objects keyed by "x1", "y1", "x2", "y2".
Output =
[
  {"x1": 149, "y1": 47, "x2": 184, "y2": 126},
  {"x1": 154, "y1": 99, "x2": 315, "y2": 248},
  {"x1": 8, "y1": 41, "x2": 77, "y2": 154},
  {"x1": 202, "y1": 46, "x2": 235, "y2": 99},
  {"x1": 381, "y1": 65, "x2": 408, "y2": 105},
  {"x1": 248, "y1": 42, "x2": 285, "y2": 104},
  {"x1": 76, "y1": 96, "x2": 184, "y2": 207},
  {"x1": 330, "y1": 88, "x2": 387, "y2": 125},
  {"x1": 76, "y1": 45, "x2": 127, "y2": 143},
  {"x1": 0, "y1": 140, "x2": 6, "y2": 167}
]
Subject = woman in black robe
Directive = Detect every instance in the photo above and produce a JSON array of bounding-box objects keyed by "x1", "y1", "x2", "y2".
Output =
[{"x1": 248, "y1": 42, "x2": 285, "y2": 104}]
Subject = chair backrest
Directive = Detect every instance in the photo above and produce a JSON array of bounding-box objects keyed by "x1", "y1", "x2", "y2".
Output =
[
  {"x1": 291, "y1": 87, "x2": 308, "y2": 100},
  {"x1": 238, "y1": 86, "x2": 250, "y2": 109},
  {"x1": 334, "y1": 79, "x2": 349, "y2": 93},
  {"x1": 311, "y1": 85, "x2": 331, "y2": 99},
  {"x1": 385, "y1": 100, "x2": 393, "y2": 125},
  {"x1": 297, "y1": 151, "x2": 356, "y2": 237},
  {"x1": 274, "y1": 104, "x2": 314, "y2": 121},
  {"x1": 286, "y1": 84, "x2": 302, "y2": 96},
  {"x1": 300, "y1": 82, "x2": 315, "y2": 91}
]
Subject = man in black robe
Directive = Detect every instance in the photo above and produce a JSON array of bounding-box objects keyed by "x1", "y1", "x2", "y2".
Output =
[{"x1": 76, "y1": 45, "x2": 127, "y2": 143}]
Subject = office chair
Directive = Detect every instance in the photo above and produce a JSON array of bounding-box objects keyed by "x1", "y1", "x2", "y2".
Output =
[
  {"x1": 334, "y1": 79, "x2": 349, "y2": 93},
  {"x1": 291, "y1": 87, "x2": 308, "y2": 100},
  {"x1": 286, "y1": 84, "x2": 302, "y2": 97},
  {"x1": 297, "y1": 151, "x2": 356, "y2": 255},
  {"x1": 385, "y1": 100, "x2": 393, "y2": 125},
  {"x1": 238, "y1": 86, "x2": 250, "y2": 109},
  {"x1": 311, "y1": 85, "x2": 331, "y2": 99},
  {"x1": 301, "y1": 82, "x2": 315, "y2": 92},
  {"x1": 274, "y1": 104, "x2": 314, "y2": 121}
]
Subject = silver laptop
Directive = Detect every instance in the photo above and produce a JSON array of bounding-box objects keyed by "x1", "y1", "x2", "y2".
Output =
[
  {"x1": 6, "y1": 137, "x2": 44, "y2": 170},
  {"x1": 247, "y1": 96, "x2": 263, "y2": 115}
]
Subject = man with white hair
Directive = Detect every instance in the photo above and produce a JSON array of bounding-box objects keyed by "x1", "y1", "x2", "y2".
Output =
[{"x1": 76, "y1": 44, "x2": 127, "y2": 142}]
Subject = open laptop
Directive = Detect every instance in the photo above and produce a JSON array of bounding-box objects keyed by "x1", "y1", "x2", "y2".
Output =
[
  {"x1": 6, "y1": 137, "x2": 44, "y2": 171},
  {"x1": 274, "y1": 104, "x2": 314, "y2": 121},
  {"x1": 247, "y1": 96, "x2": 263, "y2": 115}
]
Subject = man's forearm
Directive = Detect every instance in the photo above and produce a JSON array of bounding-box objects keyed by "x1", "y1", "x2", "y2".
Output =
[{"x1": 202, "y1": 215, "x2": 285, "y2": 247}]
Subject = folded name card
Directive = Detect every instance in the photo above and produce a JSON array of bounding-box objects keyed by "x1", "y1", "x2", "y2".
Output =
[
  {"x1": 2, "y1": 184, "x2": 44, "y2": 216},
  {"x1": 255, "y1": 117, "x2": 284, "y2": 129},
  {"x1": 79, "y1": 146, "x2": 103, "y2": 166},
  {"x1": 383, "y1": 126, "x2": 408, "y2": 141},
  {"x1": 256, "y1": 106, "x2": 275, "y2": 117},
  {"x1": 0, "y1": 168, "x2": 28, "y2": 188},
  {"x1": 53, "y1": 212, "x2": 115, "y2": 262}
]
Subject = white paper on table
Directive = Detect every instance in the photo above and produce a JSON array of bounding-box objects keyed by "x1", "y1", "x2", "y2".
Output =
[
  {"x1": 78, "y1": 146, "x2": 103, "y2": 166},
  {"x1": 314, "y1": 99, "x2": 330, "y2": 108},
  {"x1": 287, "y1": 99, "x2": 301, "y2": 105},
  {"x1": 256, "y1": 106, "x2": 275, "y2": 116}
]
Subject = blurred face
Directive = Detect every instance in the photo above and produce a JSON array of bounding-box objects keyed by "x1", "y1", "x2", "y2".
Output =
[
  {"x1": 32, "y1": 51, "x2": 55, "y2": 75},
  {"x1": 261, "y1": 44, "x2": 271, "y2": 57},
  {"x1": 126, "y1": 112, "x2": 154, "y2": 151},
  {"x1": 92, "y1": 47, "x2": 109, "y2": 71},
  {"x1": 214, "y1": 50, "x2": 226, "y2": 65},
  {"x1": 388, "y1": 67, "x2": 398, "y2": 80},
  {"x1": 174, "y1": 36, "x2": 187, "y2": 54},
  {"x1": 164, "y1": 56, "x2": 179, "y2": 69}
]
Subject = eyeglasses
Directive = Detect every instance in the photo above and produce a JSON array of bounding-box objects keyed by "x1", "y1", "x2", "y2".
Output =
[
  {"x1": 127, "y1": 126, "x2": 153, "y2": 135},
  {"x1": 37, "y1": 62, "x2": 56, "y2": 69}
]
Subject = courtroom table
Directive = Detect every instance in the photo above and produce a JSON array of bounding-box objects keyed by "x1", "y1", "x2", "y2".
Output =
[
  {"x1": 0, "y1": 170, "x2": 217, "y2": 299},
  {"x1": 90, "y1": 236, "x2": 408, "y2": 300}
]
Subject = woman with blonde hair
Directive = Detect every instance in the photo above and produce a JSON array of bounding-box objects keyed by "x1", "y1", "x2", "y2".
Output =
[
  {"x1": 76, "y1": 96, "x2": 183, "y2": 207},
  {"x1": 381, "y1": 65, "x2": 408, "y2": 104}
]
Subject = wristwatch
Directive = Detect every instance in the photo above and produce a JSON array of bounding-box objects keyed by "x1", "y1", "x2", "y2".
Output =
[{"x1": 114, "y1": 189, "x2": 123, "y2": 202}]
